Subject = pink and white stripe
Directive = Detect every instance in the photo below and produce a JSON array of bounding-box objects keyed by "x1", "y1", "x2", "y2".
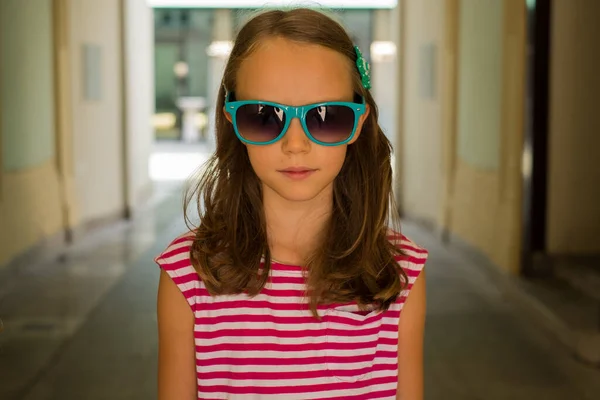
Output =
[{"x1": 155, "y1": 232, "x2": 427, "y2": 400}]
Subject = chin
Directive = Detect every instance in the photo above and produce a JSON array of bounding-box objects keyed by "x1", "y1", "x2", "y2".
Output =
[
  {"x1": 274, "y1": 188, "x2": 326, "y2": 202},
  {"x1": 264, "y1": 182, "x2": 333, "y2": 203}
]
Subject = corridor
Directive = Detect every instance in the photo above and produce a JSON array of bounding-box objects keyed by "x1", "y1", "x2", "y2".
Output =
[
  {"x1": 0, "y1": 178, "x2": 599, "y2": 400},
  {"x1": 2, "y1": 0, "x2": 600, "y2": 398}
]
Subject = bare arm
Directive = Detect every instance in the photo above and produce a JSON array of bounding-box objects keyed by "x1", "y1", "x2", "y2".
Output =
[
  {"x1": 397, "y1": 268, "x2": 426, "y2": 400},
  {"x1": 157, "y1": 269, "x2": 197, "y2": 400}
]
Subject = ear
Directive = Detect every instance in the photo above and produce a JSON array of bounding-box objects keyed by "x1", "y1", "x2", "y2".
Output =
[
  {"x1": 223, "y1": 106, "x2": 233, "y2": 124},
  {"x1": 348, "y1": 104, "x2": 370, "y2": 144}
]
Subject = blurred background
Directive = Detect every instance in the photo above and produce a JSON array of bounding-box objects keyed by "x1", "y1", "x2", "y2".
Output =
[{"x1": 0, "y1": 0, "x2": 599, "y2": 399}]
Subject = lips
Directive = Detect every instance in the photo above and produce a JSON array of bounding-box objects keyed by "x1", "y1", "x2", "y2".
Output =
[
  {"x1": 279, "y1": 167, "x2": 316, "y2": 173},
  {"x1": 278, "y1": 167, "x2": 317, "y2": 180}
]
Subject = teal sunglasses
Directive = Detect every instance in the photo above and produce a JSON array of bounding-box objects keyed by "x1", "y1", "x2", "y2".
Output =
[{"x1": 225, "y1": 93, "x2": 367, "y2": 146}]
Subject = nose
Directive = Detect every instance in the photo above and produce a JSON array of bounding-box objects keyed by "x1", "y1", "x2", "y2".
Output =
[{"x1": 281, "y1": 117, "x2": 310, "y2": 154}]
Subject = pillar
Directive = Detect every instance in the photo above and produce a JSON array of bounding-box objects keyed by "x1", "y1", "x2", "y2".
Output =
[
  {"x1": 205, "y1": 9, "x2": 233, "y2": 151},
  {"x1": 370, "y1": 9, "x2": 398, "y2": 171}
]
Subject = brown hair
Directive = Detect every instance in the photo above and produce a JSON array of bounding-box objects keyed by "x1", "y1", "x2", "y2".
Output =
[{"x1": 185, "y1": 8, "x2": 407, "y2": 317}]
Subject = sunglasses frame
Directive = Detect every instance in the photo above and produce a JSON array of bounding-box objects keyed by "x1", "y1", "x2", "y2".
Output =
[{"x1": 225, "y1": 93, "x2": 367, "y2": 146}]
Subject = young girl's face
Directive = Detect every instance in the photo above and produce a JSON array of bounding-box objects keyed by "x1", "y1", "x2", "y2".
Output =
[{"x1": 226, "y1": 37, "x2": 370, "y2": 204}]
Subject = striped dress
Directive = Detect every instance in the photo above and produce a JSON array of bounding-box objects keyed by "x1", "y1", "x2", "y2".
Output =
[{"x1": 155, "y1": 232, "x2": 427, "y2": 400}]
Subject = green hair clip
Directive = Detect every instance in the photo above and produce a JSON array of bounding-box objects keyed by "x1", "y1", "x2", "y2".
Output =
[{"x1": 354, "y1": 46, "x2": 371, "y2": 90}]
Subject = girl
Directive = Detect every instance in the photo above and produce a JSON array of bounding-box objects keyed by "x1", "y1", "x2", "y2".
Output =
[{"x1": 155, "y1": 8, "x2": 427, "y2": 400}]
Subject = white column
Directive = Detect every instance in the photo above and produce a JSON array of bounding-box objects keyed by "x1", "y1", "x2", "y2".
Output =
[
  {"x1": 123, "y1": 0, "x2": 155, "y2": 212},
  {"x1": 206, "y1": 9, "x2": 234, "y2": 151},
  {"x1": 370, "y1": 9, "x2": 398, "y2": 153}
]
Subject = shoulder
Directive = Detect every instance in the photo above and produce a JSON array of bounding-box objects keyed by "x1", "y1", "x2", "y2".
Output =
[
  {"x1": 155, "y1": 230, "x2": 196, "y2": 271},
  {"x1": 387, "y1": 230, "x2": 428, "y2": 289},
  {"x1": 154, "y1": 231, "x2": 201, "y2": 309},
  {"x1": 387, "y1": 229, "x2": 428, "y2": 264}
]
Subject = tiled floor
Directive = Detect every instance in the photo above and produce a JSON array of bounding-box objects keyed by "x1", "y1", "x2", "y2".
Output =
[{"x1": 1, "y1": 147, "x2": 599, "y2": 399}]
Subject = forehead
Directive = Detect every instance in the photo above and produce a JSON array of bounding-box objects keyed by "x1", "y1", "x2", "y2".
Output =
[{"x1": 235, "y1": 37, "x2": 354, "y2": 105}]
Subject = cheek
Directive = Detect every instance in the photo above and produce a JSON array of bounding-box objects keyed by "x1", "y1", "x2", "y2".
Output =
[
  {"x1": 318, "y1": 147, "x2": 348, "y2": 174},
  {"x1": 245, "y1": 146, "x2": 274, "y2": 175}
]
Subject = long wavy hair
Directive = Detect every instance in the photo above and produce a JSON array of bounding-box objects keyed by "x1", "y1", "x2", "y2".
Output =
[{"x1": 185, "y1": 8, "x2": 407, "y2": 317}]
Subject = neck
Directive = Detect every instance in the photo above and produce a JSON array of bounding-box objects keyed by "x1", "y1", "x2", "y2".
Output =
[{"x1": 263, "y1": 184, "x2": 333, "y2": 265}]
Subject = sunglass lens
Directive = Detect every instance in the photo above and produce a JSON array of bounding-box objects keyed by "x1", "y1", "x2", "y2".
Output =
[
  {"x1": 305, "y1": 105, "x2": 356, "y2": 144},
  {"x1": 235, "y1": 104, "x2": 286, "y2": 143}
]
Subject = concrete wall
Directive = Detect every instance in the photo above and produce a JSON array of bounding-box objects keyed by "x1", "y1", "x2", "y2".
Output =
[
  {"x1": 1, "y1": 1, "x2": 56, "y2": 171},
  {"x1": 449, "y1": 0, "x2": 526, "y2": 273},
  {"x1": 400, "y1": 0, "x2": 526, "y2": 273},
  {"x1": 456, "y1": 1, "x2": 503, "y2": 170},
  {"x1": 399, "y1": 0, "x2": 445, "y2": 226},
  {"x1": 0, "y1": 0, "x2": 64, "y2": 266},
  {"x1": 69, "y1": 0, "x2": 125, "y2": 223},
  {"x1": 0, "y1": 0, "x2": 153, "y2": 268},
  {"x1": 547, "y1": 0, "x2": 600, "y2": 254}
]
